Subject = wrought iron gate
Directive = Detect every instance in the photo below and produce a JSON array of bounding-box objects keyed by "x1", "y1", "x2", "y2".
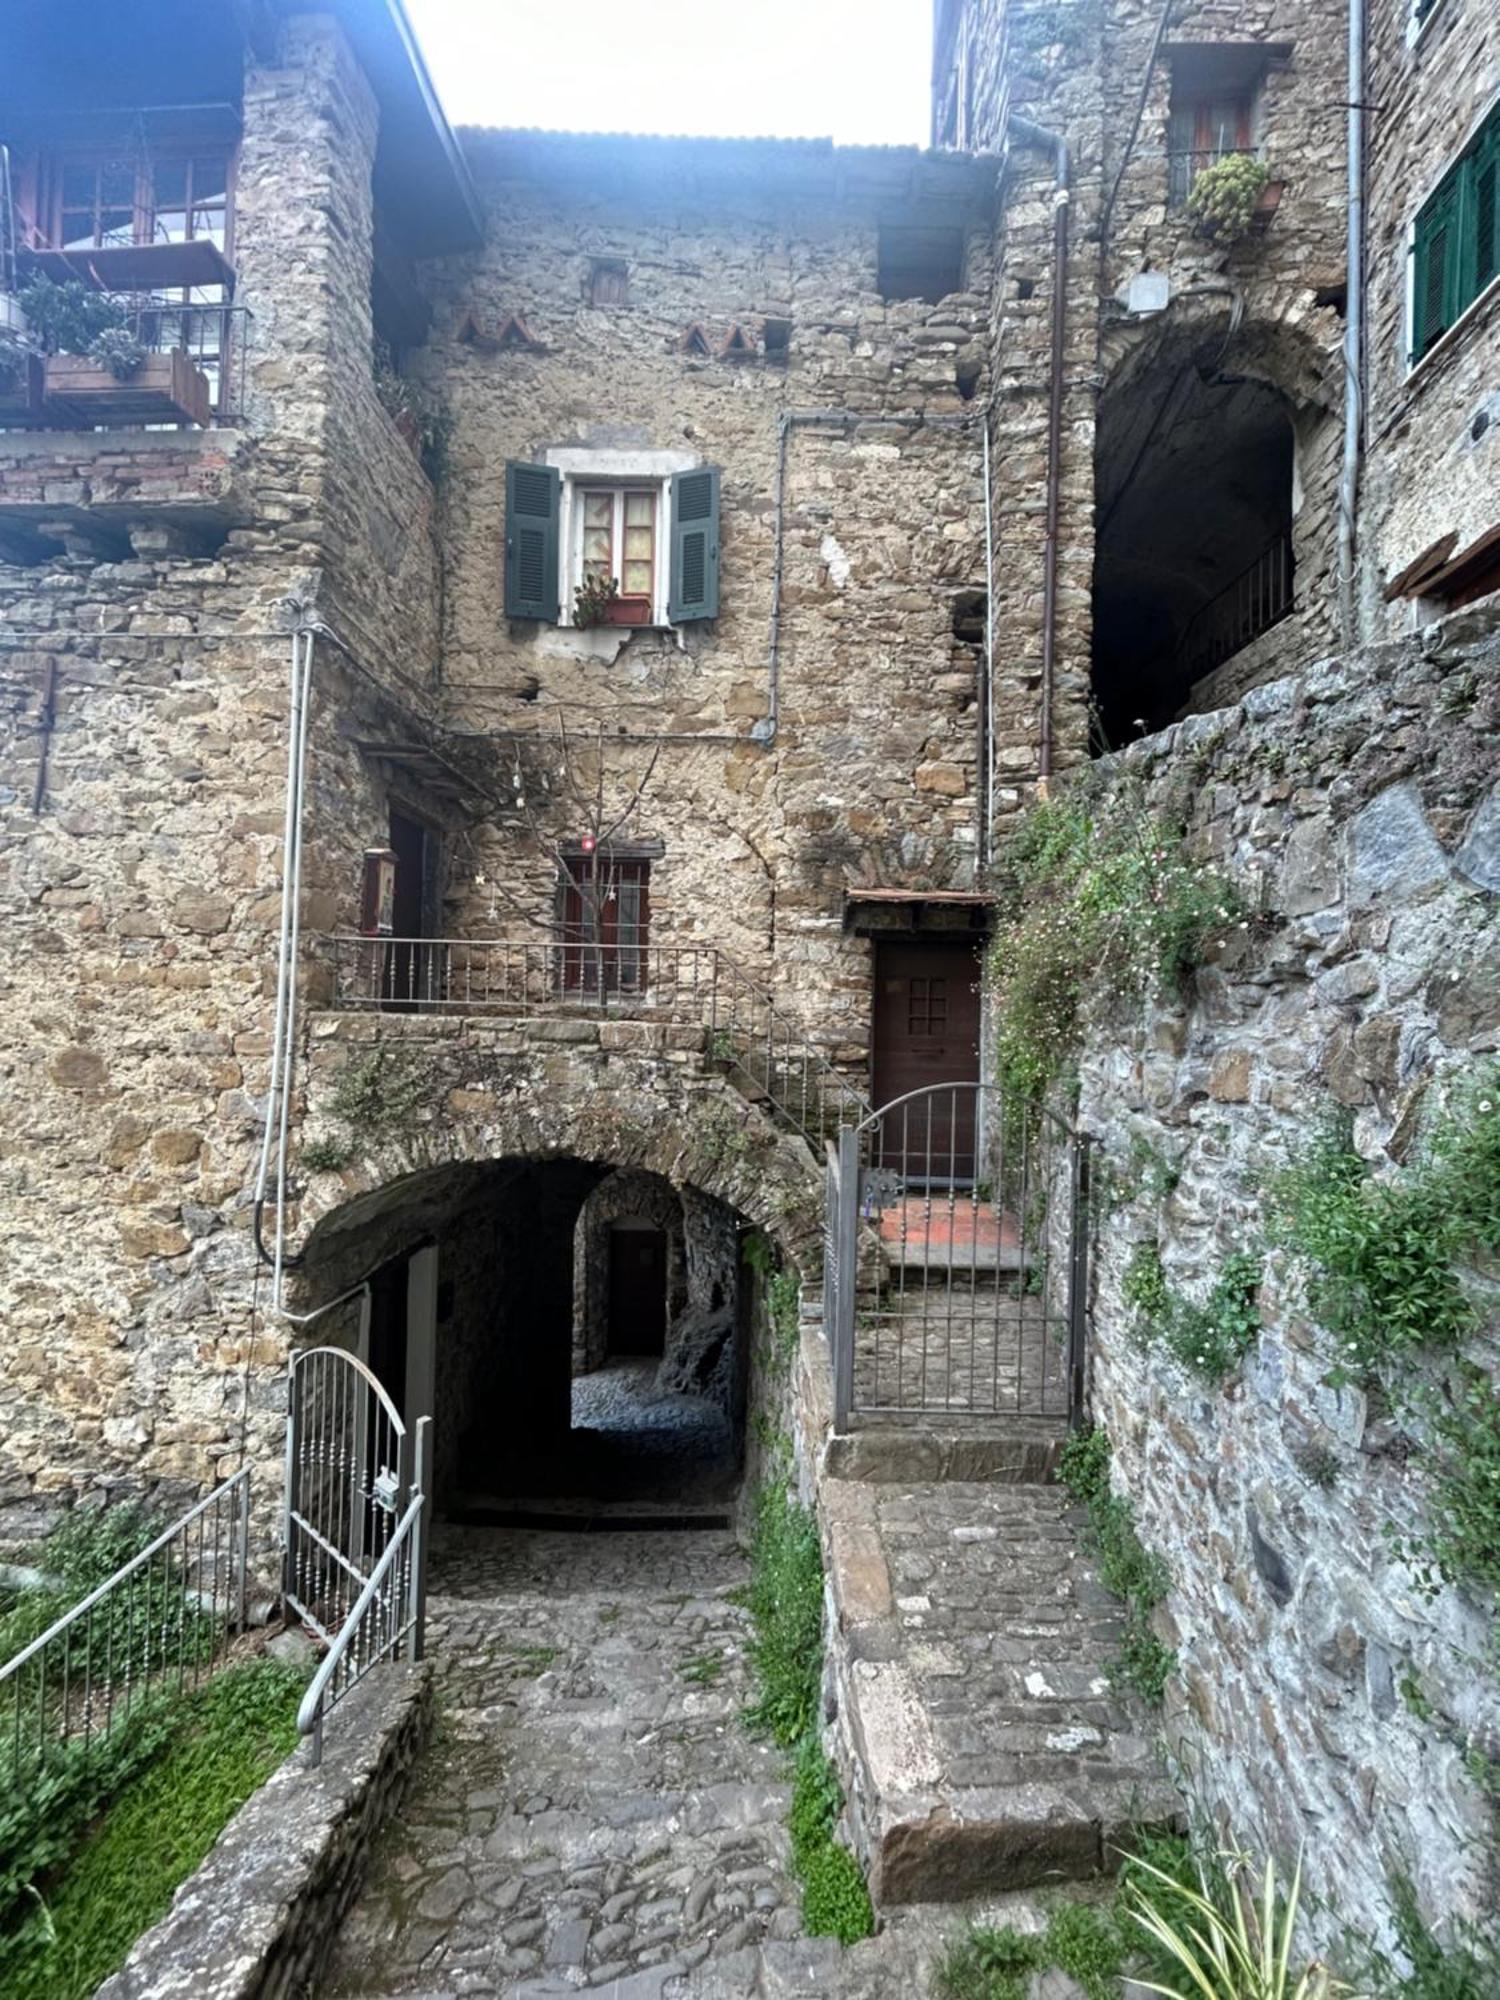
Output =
[
  {"x1": 284, "y1": 1345, "x2": 427, "y2": 1664},
  {"x1": 828, "y1": 1083, "x2": 1091, "y2": 1429}
]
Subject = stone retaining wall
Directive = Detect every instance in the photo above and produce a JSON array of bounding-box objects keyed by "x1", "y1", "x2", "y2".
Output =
[
  {"x1": 95, "y1": 1662, "x2": 432, "y2": 2000},
  {"x1": 1076, "y1": 606, "x2": 1500, "y2": 1953}
]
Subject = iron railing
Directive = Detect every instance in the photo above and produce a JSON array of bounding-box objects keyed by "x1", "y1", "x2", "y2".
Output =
[
  {"x1": 827, "y1": 1083, "x2": 1090, "y2": 1427},
  {"x1": 121, "y1": 299, "x2": 252, "y2": 421},
  {"x1": 1177, "y1": 534, "x2": 1294, "y2": 685},
  {"x1": 1167, "y1": 145, "x2": 1259, "y2": 209},
  {"x1": 0, "y1": 1470, "x2": 250, "y2": 1790},
  {"x1": 296, "y1": 1416, "x2": 429, "y2": 1766},
  {"x1": 323, "y1": 935, "x2": 870, "y2": 1150}
]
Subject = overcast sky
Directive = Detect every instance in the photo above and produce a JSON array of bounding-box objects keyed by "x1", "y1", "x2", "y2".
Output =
[{"x1": 402, "y1": 0, "x2": 932, "y2": 146}]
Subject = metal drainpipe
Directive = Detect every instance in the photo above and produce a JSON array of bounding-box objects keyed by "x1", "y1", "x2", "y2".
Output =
[
  {"x1": 1009, "y1": 116, "x2": 1070, "y2": 785},
  {"x1": 1338, "y1": 0, "x2": 1366, "y2": 645},
  {"x1": 982, "y1": 422, "x2": 997, "y2": 866}
]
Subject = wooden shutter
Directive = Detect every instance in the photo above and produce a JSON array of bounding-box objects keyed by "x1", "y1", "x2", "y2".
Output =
[
  {"x1": 1412, "y1": 177, "x2": 1459, "y2": 360},
  {"x1": 1469, "y1": 114, "x2": 1499, "y2": 298},
  {"x1": 668, "y1": 466, "x2": 720, "y2": 623},
  {"x1": 504, "y1": 461, "x2": 561, "y2": 621}
]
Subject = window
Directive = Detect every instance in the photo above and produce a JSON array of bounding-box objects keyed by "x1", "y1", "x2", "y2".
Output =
[
  {"x1": 504, "y1": 457, "x2": 720, "y2": 626},
  {"x1": 579, "y1": 487, "x2": 658, "y2": 624},
  {"x1": 48, "y1": 149, "x2": 232, "y2": 253},
  {"x1": 877, "y1": 224, "x2": 965, "y2": 303},
  {"x1": 1411, "y1": 99, "x2": 1500, "y2": 363},
  {"x1": 1167, "y1": 90, "x2": 1254, "y2": 206},
  {"x1": 557, "y1": 853, "x2": 650, "y2": 994},
  {"x1": 589, "y1": 258, "x2": 629, "y2": 306}
]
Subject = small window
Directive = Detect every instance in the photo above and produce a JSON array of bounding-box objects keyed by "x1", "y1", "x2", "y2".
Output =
[
  {"x1": 48, "y1": 148, "x2": 231, "y2": 252},
  {"x1": 589, "y1": 258, "x2": 629, "y2": 306},
  {"x1": 1167, "y1": 88, "x2": 1254, "y2": 206},
  {"x1": 877, "y1": 224, "x2": 965, "y2": 303},
  {"x1": 1411, "y1": 97, "x2": 1500, "y2": 363},
  {"x1": 557, "y1": 853, "x2": 651, "y2": 994}
]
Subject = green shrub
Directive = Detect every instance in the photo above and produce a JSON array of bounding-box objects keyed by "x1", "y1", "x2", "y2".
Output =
[
  {"x1": 788, "y1": 1739, "x2": 873, "y2": 1943},
  {"x1": 3, "y1": 1659, "x2": 304, "y2": 2000},
  {"x1": 13, "y1": 277, "x2": 126, "y2": 356},
  {"x1": 743, "y1": 1481, "x2": 823, "y2": 1749},
  {"x1": 988, "y1": 784, "x2": 1240, "y2": 1108},
  {"x1": 1424, "y1": 1367, "x2": 1500, "y2": 1595}
]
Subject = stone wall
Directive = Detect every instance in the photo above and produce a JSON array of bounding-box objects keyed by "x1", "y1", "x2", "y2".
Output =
[
  {"x1": 95, "y1": 1662, "x2": 432, "y2": 2000},
  {"x1": 1363, "y1": 0, "x2": 1499, "y2": 621},
  {"x1": 1074, "y1": 607, "x2": 1500, "y2": 1952}
]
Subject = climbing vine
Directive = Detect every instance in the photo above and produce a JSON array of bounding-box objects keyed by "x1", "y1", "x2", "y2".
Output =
[
  {"x1": 988, "y1": 782, "x2": 1242, "y2": 1109},
  {"x1": 1121, "y1": 1242, "x2": 1263, "y2": 1384}
]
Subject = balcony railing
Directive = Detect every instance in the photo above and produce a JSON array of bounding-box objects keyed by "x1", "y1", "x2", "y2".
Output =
[
  {"x1": 0, "y1": 300, "x2": 250, "y2": 429},
  {"x1": 322, "y1": 934, "x2": 871, "y2": 1149},
  {"x1": 1177, "y1": 534, "x2": 1294, "y2": 685}
]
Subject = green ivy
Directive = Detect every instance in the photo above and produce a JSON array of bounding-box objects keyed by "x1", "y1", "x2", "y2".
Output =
[
  {"x1": 1056, "y1": 1429, "x2": 1175, "y2": 1704},
  {"x1": 988, "y1": 783, "x2": 1241, "y2": 1109},
  {"x1": 328, "y1": 1047, "x2": 428, "y2": 1136}
]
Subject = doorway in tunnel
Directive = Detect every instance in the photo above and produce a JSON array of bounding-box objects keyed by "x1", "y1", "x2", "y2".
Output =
[
  {"x1": 295, "y1": 1155, "x2": 749, "y2": 1522},
  {"x1": 1092, "y1": 344, "x2": 1297, "y2": 747}
]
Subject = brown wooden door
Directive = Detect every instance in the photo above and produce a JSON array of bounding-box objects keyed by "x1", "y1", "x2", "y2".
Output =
[
  {"x1": 871, "y1": 940, "x2": 983, "y2": 1180},
  {"x1": 607, "y1": 1226, "x2": 668, "y2": 1357}
]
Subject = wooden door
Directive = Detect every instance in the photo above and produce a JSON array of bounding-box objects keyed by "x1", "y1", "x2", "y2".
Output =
[
  {"x1": 607, "y1": 1226, "x2": 668, "y2": 1357},
  {"x1": 384, "y1": 807, "x2": 441, "y2": 1007},
  {"x1": 871, "y1": 940, "x2": 983, "y2": 1180}
]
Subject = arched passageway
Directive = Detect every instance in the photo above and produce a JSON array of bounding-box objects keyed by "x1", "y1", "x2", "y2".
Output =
[
  {"x1": 1092, "y1": 341, "x2": 1299, "y2": 745},
  {"x1": 290, "y1": 1154, "x2": 757, "y2": 1517}
]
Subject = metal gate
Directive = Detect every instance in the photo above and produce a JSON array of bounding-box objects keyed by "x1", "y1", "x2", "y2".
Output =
[
  {"x1": 284, "y1": 1345, "x2": 426, "y2": 1661},
  {"x1": 827, "y1": 1083, "x2": 1091, "y2": 1429}
]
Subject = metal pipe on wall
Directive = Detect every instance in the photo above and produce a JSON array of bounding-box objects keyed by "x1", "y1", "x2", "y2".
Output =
[
  {"x1": 1008, "y1": 116, "x2": 1070, "y2": 784},
  {"x1": 1338, "y1": 0, "x2": 1367, "y2": 644}
]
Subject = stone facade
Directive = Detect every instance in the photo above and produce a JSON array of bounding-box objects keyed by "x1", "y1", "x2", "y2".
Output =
[{"x1": 1075, "y1": 615, "x2": 1500, "y2": 1952}]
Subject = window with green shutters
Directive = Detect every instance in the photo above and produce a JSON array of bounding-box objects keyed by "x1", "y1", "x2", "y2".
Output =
[
  {"x1": 504, "y1": 462, "x2": 562, "y2": 621},
  {"x1": 1411, "y1": 97, "x2": 1500, "y2": 363}
]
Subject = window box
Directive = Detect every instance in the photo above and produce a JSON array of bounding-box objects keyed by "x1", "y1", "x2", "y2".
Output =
[{"x1": 43, "y1": 347, "x2": 212, "y2": 427}]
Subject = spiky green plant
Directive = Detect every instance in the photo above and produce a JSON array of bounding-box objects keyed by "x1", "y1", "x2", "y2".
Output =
[{"x1": 1125, "y1": 1848, "x2": 1354, "y2": 2000}]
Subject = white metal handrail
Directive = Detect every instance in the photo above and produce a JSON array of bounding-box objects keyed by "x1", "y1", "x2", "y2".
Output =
[{"x1": 295, "y1": 1414, "x2": 429, "y2": 1767}]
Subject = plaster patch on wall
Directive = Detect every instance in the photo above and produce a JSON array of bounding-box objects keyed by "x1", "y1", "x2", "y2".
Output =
[{"x1": 820, "y1": 533, "x2": 853, "y2": 589}]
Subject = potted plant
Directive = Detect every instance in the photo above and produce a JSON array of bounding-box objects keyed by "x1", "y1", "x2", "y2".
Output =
[
  {"x1": 572, "y1": 573, "x2": 621, "y2": 628},
  {"x1": 1186, "y1": 154, "x2": 1275, "y2": 245},
  {"x1": 19, "y1": 276, "x2": 210, "y2": 425}
]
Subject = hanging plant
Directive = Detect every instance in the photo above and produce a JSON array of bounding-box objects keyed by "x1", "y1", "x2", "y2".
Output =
[
  {"x1": 573, "y1": 573, "x2": 620, "y2": 629},
  {"x1": 1186, "y1": 154, "x2": 1273, "y2": 244},
  {"x1": 87, "y1": 326, "x2": 147, "y2": 380}
]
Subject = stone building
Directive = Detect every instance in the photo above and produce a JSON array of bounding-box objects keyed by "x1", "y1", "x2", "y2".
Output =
[{"x1": 0, "y1": 0, "x2": 1497, "y2": 1969}]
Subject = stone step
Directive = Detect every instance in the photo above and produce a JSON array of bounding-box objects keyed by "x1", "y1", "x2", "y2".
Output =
[
  {"x1": 825, "y1": 1417, "x2": 1064, "y2": 1485},
  {"x1": 820, "y1": 1478, "x2": 1179, "y2": 1907}
]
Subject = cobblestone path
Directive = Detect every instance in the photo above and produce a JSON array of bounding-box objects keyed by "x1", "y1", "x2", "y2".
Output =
[{"x1": 326, "y1": 1523, "x2": 969, "y2": 1999}]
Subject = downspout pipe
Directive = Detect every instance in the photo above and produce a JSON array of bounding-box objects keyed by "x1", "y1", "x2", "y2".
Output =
[
  {"x1": 1338, "y1": 0, "x2": 1366, "y2": 645},
  {"x1": 1009, "y1": 116, "x2": 1069, "y2": 785}
]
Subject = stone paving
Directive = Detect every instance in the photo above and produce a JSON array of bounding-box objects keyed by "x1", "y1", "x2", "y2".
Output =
[{"x1": 325, "y1": 1522, "x2": 997, "y2": 1999}]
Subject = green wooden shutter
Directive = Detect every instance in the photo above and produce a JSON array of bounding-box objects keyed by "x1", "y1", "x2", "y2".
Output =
[
  {"x1": 504, "y1": 461, "x2": 561, "y2": 621},
  {"x1": 1469, "y1": 114, "x2": 1499, "y2": 298},
  {"x1": 668, "y1": 466, "x2": 720, "y2": 623},
  {"x1": 1412, "y1": 177, "x2": 1459, "y2": 360}
]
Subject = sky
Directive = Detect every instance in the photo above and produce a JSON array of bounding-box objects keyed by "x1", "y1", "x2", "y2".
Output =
[{"x1": 401, "y1": 0, "x2": 932, "y2": 147}]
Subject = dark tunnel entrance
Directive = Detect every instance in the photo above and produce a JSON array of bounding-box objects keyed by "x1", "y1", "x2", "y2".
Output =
[
  {"x1": 296, "y1": 1158, "x2": 751, "y2": 1523},
  {"x1": 1092, "y1": 349, "x2": 1297, "y2": 747}
]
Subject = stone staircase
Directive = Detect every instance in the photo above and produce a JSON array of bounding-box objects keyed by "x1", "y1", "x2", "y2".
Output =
[{"x1": 798, "y1": 1315, "x2": 1178, "y2": 1908}]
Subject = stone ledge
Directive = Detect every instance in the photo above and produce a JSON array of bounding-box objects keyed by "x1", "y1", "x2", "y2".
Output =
[{"x1": 95, "y1": 1662, "x2": 432, "y2": 2000}]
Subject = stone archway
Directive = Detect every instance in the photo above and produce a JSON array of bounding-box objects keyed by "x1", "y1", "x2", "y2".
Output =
[
  {"x1": 572, "y1": 1168, "x2": 688, "y2": 1374},
  {"x1": 1092, "y1": 299, "x2": 1342, "y2": 742}
]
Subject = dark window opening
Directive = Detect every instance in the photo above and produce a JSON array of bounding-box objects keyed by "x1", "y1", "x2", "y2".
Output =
[
  {"x1": 955, "y1": 355, "x2": 982, "y2": 399},
  {"x1": 1016, "y1": 277, "x2": 1037, "y2": 300},
  {"x1": 589, "y1": 257, "x2": 629, "y2": 307},
  {"x1": 557, "y1": 851, "x2": 651, "y2": 994},
  {"x1": 382, "y1": 806, "x2": 444, "y2": 1009},
  {"x1": 877, "y1": 224, "x2": 965, "y2": 303},
  {"x1": 951, "y1": 589, "x2": 987, "y2": 646},
  {"x1": 1091, "y1": 355, "x2": 1296, "y2": 747},
  {"x1": 763, "y1": 316, "x2": 792, "y2": 358}
]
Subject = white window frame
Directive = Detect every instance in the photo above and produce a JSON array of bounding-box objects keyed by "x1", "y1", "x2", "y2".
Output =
[
  {"x1": 1406, "y1": 0, "x2": 1449, "y2": 52},
  {"x1": 544, "y1": 446, "x2": 698, "y2": 629}
]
